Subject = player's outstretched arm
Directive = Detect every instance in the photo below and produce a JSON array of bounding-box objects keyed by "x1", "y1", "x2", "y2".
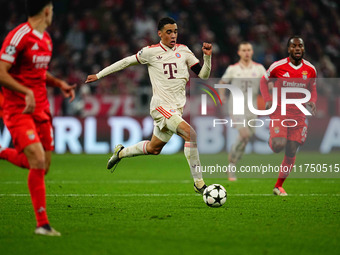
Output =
[
  {"x1": 85, "y1": 55, "x2": 140, "y2": 84},
  {"x1": 218, "y1": 88, "x2": 227, "y2": 104},
  {"x1": 260, "y1": 76, "x2": 271, "y2": 103},
  {"x1": 0, "y1": 61, "x2": 35, "y2": 113},
  {"x1": 197, "y1": 42, "x2": 212, "y2": 80},
  {"x1": 307, "y1": 80, "x2": 317, "y2": 116},
  {"x1": 306, "y1": 101, "x2": 316, "y2": 116},
  {"x1": 260, "y1": 75, "x2": 275, "y2": 110},
  {"x1": 46, "y1": 72, "x2": 76, "y2": 102},
  {"x1": 217, "y1": 67, "x2": 232, "y2": 104}
]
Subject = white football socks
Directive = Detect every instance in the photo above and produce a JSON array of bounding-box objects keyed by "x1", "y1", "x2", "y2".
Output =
[
  {"x1": 119, "y1": 141, "x2": 149, "y2": 158},
  {"x1": 184, "y1": 141, "x2": 204, "y2": 187}
]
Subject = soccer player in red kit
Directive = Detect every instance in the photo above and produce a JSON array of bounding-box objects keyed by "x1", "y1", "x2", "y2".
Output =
[
  {"x1": 260, "y1": 36, "x2": 317, "y2": 196},
  {"x1": 0, "y1": 0, "x2": 76, "y2": 235}
]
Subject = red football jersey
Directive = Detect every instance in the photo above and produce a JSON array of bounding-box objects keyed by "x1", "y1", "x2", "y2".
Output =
[
  {"x1": 262, "y1": 57, "x2": 317, "y2": 117},
  {"x1": 0, "y1": 22, "x2": 53, "y2": 113}
]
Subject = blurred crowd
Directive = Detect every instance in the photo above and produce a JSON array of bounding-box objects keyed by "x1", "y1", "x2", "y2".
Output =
[{"x1": 1, "y1": 0, "x2": 340, "y2": 115}]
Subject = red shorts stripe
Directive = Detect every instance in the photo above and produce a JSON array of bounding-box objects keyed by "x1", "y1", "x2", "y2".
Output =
[
  {"x1": 156, "y1": 107, "x2": 172, "y2": 119},
  {"x1": 159, "y1": 106, "x2": 172, "y2": 118}
]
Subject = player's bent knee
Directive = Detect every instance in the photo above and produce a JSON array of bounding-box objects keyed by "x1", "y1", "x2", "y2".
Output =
[
  {"x1": 188, "y1": 128, "x2": 197, "y2": 142},
  {"x1": 29, "y1": 157, "x2": 46, "y2": 169},
  {"x1": 272, "y1": 147, "x2": 283, "y2": 153},
  {"x1": 240, "y1": 135, "x2": 250, "y2": 144},
  {"x1": 24, "y1": 148, "x2": 46, "y2": 169},
  {"x1": 271, "y1": 140, "x2": 286, "y2": 153}
]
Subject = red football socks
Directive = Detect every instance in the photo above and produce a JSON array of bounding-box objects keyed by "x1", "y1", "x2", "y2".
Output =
[
  {"x1": 0, "y1": 148, "x2": 29, "y2": 169},
  {"x1": 28, "y1": 169, "x2": 49, "y2": 227},
  {"x1": 275, "y1": 155, "x2": 296, "y2": 188}
]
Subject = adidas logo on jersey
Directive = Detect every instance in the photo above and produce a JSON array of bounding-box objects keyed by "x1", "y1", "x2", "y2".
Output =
[
  {"x1": 31, "y1": 43, "x2": 39, "y2": 50},
  {"x1": 283, "y1": 72, "x2": 290, "y2": 77}
]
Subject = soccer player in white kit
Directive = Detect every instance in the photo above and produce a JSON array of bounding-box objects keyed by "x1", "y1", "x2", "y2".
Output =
[
  {"x1": 85, "y1": 17, "x2": 212, "y2": 194},
  {"x1": 218, "y1": 42, "x2": 266, "y2": 181}
]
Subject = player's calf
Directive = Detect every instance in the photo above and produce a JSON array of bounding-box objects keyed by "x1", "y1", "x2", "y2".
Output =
[
  {"x1": 24, "y1": 143, "x2": 46, "y2": 169},
  {"x1": 146, "y1": 146, "x2": 162, "y2": 155}
]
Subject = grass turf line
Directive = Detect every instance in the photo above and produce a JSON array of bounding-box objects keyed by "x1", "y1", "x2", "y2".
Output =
[{"x1": 0, "y1": 152, "x2": 339, "y2": 255}]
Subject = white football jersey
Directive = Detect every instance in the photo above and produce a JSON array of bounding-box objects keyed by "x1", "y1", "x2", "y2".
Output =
[
  {"x1": 221, "y1": 61, "x2": 266, "y2": 116},
  {"x1": 136, "y1": 41, "x2": 199, "y2": 110}
]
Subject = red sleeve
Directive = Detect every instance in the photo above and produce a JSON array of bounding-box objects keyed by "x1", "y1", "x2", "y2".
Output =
[
  {"x1": 260, "y1": 75, "x2": 271, "y2": 102},
  {"x1": 309, "y1": 83, "x2": 317, "y2": 103},
  {"x1": 0, "y1": 29, "x2": 26, "y2": 65},
  {"x1": 0, "y1": 89, "x2": 3, "y2": 117},
  {"x1": 309, "y1": 70, "x2": 317, "y2": 103}
]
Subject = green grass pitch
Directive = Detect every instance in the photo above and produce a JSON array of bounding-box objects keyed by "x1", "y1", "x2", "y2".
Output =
[{"x1": 0, "y1": 152, "x2": 339, "y2": 255}]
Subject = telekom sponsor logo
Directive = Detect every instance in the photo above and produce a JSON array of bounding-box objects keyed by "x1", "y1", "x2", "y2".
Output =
[{"x1": 163, "y1": 63, "x2": 177, "y2": 79}]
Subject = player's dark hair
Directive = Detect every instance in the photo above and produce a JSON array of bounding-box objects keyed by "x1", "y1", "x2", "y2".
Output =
[
  {"x1": 238, "y1": 41, "x2": 252, "y2": 50},
  {"x1": 287, "y1": 36, "x2": 304, "y2": 48},
  {"x1": 158, "y1": 17, "x2": 176, "y2": 31},
  {"x1": 25, "y1": 0, "x2": 52, "y2": 17}
]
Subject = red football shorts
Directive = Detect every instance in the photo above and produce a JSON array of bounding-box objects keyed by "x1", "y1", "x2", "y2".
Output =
[
  {"x1": 269, "y1": 115, "x2": 308, "y2": 145},
  {"x1": 3, "y1": 110, "x2": 54, "y2": 152}
]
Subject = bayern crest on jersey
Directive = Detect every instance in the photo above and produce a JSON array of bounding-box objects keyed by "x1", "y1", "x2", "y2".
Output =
[{"x1": 302, "y1": 71, "x2": 308, "y2": 80}]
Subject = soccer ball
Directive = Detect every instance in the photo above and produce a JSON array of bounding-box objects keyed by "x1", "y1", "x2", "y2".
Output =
[{"x1": 203, "y1": 184, "x2": 227, "y2": 207}]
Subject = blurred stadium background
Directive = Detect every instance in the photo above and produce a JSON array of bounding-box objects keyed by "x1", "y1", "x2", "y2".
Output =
[{"x1": 0, "y1": 0, "x2": 340, "y2": 154}]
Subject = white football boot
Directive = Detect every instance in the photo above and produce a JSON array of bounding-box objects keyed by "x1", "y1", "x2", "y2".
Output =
[
  {"x1": 35, "y1": 224, "x2": 61, "y2": 236},
  {"x1": 273, "y1": 187, "x2": 288, "y2": 196},
  {"x1": 107, "y1": 144, "x2": 124, "y2": 172}
]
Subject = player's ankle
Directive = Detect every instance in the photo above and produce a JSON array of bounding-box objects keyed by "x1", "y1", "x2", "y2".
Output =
[
  {"x1": 37, "y1": 223, "x2": 51, "y2": 230},
  {"x1": 194, "y1": 179, "x2": 205, "y2": 189}
]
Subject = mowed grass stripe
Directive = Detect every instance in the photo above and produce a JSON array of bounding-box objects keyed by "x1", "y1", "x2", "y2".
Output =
[
  {"x1": 1, "y1": 193, "x2": 339, "y2": 197},
  {"x1": 0, "y1": 179, "x2": 338, "y2": 184}
]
